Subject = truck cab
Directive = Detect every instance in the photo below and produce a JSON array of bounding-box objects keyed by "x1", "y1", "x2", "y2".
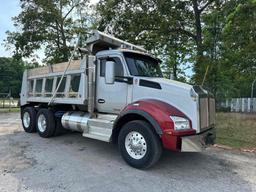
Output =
[{"x1": 20, "y1": 30, "x2": 216, "y2": 169}]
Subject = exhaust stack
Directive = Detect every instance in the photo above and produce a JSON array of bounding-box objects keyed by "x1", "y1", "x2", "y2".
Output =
[{"x1": 87, "y1": 55, "x2": 96, "y2": 117}]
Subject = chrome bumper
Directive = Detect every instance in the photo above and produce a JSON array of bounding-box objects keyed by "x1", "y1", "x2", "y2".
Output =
[{"x1": 181, "y1": 128, "x2": 216, "y2": 152}]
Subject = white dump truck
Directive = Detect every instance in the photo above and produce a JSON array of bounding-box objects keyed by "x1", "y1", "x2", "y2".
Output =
[{"x1": 20, "y1": 30, "x2": 216, "y2": 168}]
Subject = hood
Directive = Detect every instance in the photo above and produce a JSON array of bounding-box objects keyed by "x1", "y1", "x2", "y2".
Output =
[
  {"x1": 132, "y1": 77, "x2": 200, "y2": 132},
  {"x1": 140, "y1": 77, "x2": 193, "y2": 92}
]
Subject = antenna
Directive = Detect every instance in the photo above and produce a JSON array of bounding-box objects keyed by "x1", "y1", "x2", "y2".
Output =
[{"x1": 201, "y1": 65, "x2": 210, "y2": 87}]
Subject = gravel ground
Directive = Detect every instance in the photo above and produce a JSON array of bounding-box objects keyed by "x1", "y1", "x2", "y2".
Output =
[{"x1": 0, "y1": 112, "x2": 256, "y2": 192}]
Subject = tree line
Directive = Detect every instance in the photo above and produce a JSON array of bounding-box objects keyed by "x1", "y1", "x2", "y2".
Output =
[
  {"x1": 2, "y1": 0, "x2": 256, "y2": 100},
  {"x1": 0, "y1": 58, "x2": 38, "y2": 97}
]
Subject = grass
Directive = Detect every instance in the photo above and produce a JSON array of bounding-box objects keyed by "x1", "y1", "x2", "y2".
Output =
[
  {"x1": 216, "y1": 112, "x2": 256, "y2": 149},
  {"x1": 0, "y1": 108, "x2": 20, "y2": 113}
]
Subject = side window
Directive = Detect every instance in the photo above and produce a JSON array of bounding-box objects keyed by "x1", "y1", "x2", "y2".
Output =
[
  {"x1": 35, "y1": 79, "x2": 43, "y2": 93},
  {"x1": 100, "y1": 59, "x2": 106, "y2": 77},
  {"x1": 56, "y1": 77, "x2": 66, "y2": 92},
  {"x1": 70, "y1": 75, "x2": 81, "y2": 92},
  {"x1": 29, "y1": 80, "x2": 34, "y2": 92},
  {"x1": 69, "y1": 75, "x2": 81, "y2": 98},
  {"x1": 56, "y1": 77, "x2": 66, "y2": 97},
  {"x1": 100, "y1": 57, "x2": 124, "y2": 77},
  {"x1": 45, "y1": 78, "x2": 53, "y2": 92},
  {"x1": 45, "y1": 78, "x2": 53, "y2": 97},
  {"x1": 28, "y1": 80, "x2": 34, "y2": 96},
  {"x1": 114, "y1": 58, "x2": 124, "y2": 77}
]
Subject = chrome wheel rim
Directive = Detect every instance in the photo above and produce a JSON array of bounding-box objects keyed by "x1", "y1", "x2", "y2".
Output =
[
  {"x1": 125, "y1": 131, "x2": 147, "y2": 159},
  {"x1": 37, "y1": 114, "x2": 47, "y2": 133},
  {"x1": 23, "y1": 112, "x2": 30, "y2": 128}
]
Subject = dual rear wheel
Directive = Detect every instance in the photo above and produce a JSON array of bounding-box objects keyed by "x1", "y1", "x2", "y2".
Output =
[{"x1": 21, "y1": 107, "x2": 64, "y2": 138}]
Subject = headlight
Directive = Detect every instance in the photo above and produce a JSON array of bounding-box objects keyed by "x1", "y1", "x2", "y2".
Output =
[{"x1": 170, "y1": 116, "x2": 191, "y2": 130}]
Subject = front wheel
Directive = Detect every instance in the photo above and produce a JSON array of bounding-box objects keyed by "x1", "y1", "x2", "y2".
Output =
[{"x1": 118, "y1": 120, "x2": 162, "y2": 169}]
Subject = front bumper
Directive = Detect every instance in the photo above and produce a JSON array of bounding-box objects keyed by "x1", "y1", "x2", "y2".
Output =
[{"x1": 181, "y1": 127, "x2": 216, "y2": 152}]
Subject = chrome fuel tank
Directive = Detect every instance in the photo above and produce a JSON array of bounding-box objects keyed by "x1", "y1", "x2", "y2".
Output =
[{"x1": 61, "y1": 112, "x2": 90, "y2": 132}]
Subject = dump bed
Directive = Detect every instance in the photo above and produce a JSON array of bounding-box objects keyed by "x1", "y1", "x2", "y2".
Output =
[
  {"x1": 27, "y1": 60, "x2": 81, "y2": 77},
  {"x1": 20, "y1": 56, "x2": 95, "y2": 106}
]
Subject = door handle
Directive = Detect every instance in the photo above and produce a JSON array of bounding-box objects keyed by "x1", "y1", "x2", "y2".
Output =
[{"x1": 98, "y1": 99, "x2": 105, "y2": 104}]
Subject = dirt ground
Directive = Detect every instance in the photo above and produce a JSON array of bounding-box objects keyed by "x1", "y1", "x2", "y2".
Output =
[{"x1": 0, "y1": 112, "x2": 256, "y2": 192}]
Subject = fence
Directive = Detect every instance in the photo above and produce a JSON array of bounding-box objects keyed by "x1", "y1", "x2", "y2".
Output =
[
  {"x1": 0, "y1": 93, "x2": 19, "y2": 112},
  {"x1": 220, "y1": 98, "x2": 256, "y2": 112}
]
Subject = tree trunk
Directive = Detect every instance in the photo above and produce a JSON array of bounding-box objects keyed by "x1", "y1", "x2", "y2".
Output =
[
  {"x1": 59, "y1": 1, "x2": 69, "y2": 62},
  {"x1": 60, "y1": 22, "x2": 69, "y2": 61},
  {"x1": 192, "y1": 0, "x2": 204, "y2": 83},
  {"x1": 173, "y1": 63, "x2": 177, "y2": 80}
]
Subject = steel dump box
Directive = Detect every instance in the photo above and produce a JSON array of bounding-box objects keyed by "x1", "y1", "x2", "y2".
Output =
[{"x1": 20, "y1": 56, "x2": 95, "y2": 106}]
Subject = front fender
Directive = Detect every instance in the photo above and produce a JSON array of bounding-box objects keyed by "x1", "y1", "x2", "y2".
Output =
[
  {"x1": 113, "y1": 99, "x2": 196, "y2": 151},
  {"x1": 113, "y1": 109, "x2": 163, "y2": 135}
]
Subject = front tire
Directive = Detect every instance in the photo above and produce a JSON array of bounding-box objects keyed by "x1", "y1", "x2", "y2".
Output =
[
  {"x1": 21, "y1": 107, "x2": 37, "y2": 133},
  {"x1": 118, "y1": 120, "x2": 162, "y2": 169},
  {"x1": 36, "y1": 108, "x2": 56, "y2": 138}
]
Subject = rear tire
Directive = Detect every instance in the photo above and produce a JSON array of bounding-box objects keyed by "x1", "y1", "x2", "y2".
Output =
[
  {"x1": 54, "y1": 117, "x2": 67, "y2": 136},
  {"x1": 36, "y1": 108, "x2": 56, "y2": 138},
  {"x1": 118, "y1": 120, "x2": 162, "y2": 169},
  {"x1": 21, "y1": 107, "x2": 37, "y2": 133}
]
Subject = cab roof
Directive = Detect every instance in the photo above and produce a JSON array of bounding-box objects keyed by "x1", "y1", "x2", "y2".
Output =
[{"x1": 96, "y1": 49, "x2": 161, "y2": 62}]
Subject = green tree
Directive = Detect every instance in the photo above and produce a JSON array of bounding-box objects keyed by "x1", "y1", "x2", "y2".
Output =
[
  {"x1": 5, "y1": 0, "x2": 90, "y2": 64},
  {"x1": 96, "y1": 0, "x2": 216, "y2": 82},
  {"x1": 200, "y1": 0, "x2": 256, "y2": 99},
  {"x1": 222, "y1": 1, "x2": 256, "y2": 75},
  {"x1": 0, "y1": 58, "x2": 31, "y2": 97}
]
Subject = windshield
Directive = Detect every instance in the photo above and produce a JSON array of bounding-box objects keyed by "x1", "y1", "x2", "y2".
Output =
[{"x1": 124, "y1": 52, "x2": 163, "y2": 77}]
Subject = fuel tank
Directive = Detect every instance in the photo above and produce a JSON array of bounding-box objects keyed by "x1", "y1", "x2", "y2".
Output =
[{"x1": 61, "y1": 112, "x2": 90, "y2": 132}]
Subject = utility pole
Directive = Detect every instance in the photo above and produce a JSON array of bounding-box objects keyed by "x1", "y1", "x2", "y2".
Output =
[{"x1": 250, "y1": 78, "x2": 256, "y2": 112}]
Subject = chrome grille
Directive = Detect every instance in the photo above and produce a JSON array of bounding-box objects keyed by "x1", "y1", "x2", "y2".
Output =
[
  {"x1": 199, "y1": 98, "x2": 209, "y2": 129},
  {"x1": 199, "y1": 97, "x2": 216, "y2": 130},
  {"x1": 193, "y1": 86, "x2": 216, "y2": 131}
]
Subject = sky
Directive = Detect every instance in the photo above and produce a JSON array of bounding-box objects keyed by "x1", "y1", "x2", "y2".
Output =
[
  {"x1": 0, "y1": 0, "x2": 100, "y2": 59},
  {"x1": 0, "y1": 0, "x2": 21, "y2": 57}
]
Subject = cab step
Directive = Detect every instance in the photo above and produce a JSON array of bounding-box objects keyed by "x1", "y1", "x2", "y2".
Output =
[
  {"x1": 82, "y1": 115, "x2": 115, "y2": 142},
  {"x1": 82, "y1": 132, "x2": 110, "y2": 142}
]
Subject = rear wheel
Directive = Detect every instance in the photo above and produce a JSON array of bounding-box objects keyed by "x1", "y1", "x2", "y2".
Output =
[
  {"x1": 54, "y1": 116, "x2": 67, "y2": 136},
  {"x1": 21, "y1": 107, "x2": 37, "y2": 133},
  {"x1": 36, "y1": 108, "x2": 56, "y2": 138},
  {"x1": 118, "y1": 120, "x2": 162, "y2": 169}
]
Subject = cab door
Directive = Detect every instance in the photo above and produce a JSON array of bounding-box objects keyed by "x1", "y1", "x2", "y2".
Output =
[{"x1": 96, "y1": 55, "x2": 128, "y2": 114}]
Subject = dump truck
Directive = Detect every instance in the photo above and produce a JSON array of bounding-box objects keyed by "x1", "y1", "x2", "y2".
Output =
[{"x1": 20, "y1": 30, "x2": 216, "y2": 169}]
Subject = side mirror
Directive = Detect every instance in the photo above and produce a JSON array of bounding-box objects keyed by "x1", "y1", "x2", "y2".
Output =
[{"x1": 105, "y1": 61, "x2": 115, "y2": 84}]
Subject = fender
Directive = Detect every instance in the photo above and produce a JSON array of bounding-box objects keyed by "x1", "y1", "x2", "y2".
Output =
[
  {"x1": 112, "y1": 99, "x2": 196, "y2": 151},
  {"x1": 113, "y1": 109, "x2": 163, "y2": 135}
]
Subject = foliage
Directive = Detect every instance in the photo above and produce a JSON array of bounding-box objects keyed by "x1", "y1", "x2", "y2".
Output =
[
  {"x1": 221, "y1": 0, "x2": 256, "y2": 97},
  {"x1": 96, "y1": 0, "x2": 217, "y2": 82},
  {"x1": 201, "y1": 0, "x2": 256, "y2": 99},
  {"x1": 95, "y1": 0, "x2": 256, "y2": 99},
  {"x1": 0, "y1": 57, "x2": 35, "y2": 97},
  {"x1": 5, "y1": 0, "x2": 90, "y2": 64}
]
